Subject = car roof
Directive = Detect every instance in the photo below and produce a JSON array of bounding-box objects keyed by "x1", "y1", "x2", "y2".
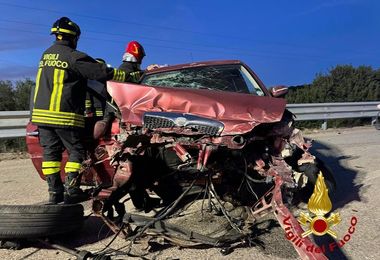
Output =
[{"x1": 144, "y1": 60, "x2": 243, "y2": 75}]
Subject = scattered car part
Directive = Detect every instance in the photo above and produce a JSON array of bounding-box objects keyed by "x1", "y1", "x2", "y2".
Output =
[
  {"x1": 0, "y1": 239, "x2": 23, "y2": 249},
  {"x1": 35, "y1": 238, "x2": 107, "y2": 260}
]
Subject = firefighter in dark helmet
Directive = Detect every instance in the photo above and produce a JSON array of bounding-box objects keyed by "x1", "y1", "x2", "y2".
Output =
[
  {"x1": 31, "y1": 17, "x2": 129, "y2": 204},
  {"x1": 85, "y1": 58, "x2": 109, "y2": 120},
  {"x1": 84, "y1": 58, "x2": 110, "y2": 141}
]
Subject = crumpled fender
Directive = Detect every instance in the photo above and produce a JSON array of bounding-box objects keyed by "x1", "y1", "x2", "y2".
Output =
[{"x1": 107, "y1": 82, "x2": 286, "y2": 135}]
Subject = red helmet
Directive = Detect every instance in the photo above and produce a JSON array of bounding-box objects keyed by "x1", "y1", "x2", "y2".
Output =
[{"x1": 125, "y1": 41, "x2": 146, "y2": 63}]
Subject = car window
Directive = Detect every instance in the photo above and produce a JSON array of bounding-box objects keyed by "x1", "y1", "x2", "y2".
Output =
[
  {"x1": 240, "y1": 66, "x2": 265, "y2": 96},
  {"x1": 141, "y1": 64, "x2": 266, "y2": 96}
]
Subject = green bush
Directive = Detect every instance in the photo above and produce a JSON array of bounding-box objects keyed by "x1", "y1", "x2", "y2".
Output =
[{"x1": 0, "y1": 138, "x2": 27, "y2": 153}]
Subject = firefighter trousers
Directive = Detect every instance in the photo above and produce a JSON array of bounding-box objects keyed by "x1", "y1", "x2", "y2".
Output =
[{"x1": 38, "y1": 126, "x2": 85, "y2": 175}]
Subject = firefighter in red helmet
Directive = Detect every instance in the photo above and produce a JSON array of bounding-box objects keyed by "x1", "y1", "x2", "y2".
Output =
[
  {"x1": 118, "y1": 40, "x2": 160, "y2": 81},
  {"x1": 117, "y1": 41, "x2": 162, "y2": 211},
  {"x1": 92, "y1": 41, "x2": 151, "y2": 140},
  {"x1": 118, "y1": 41, "x2": 146, "y2": 82},
  {"x1": 31, "y1": 17, "x2": 129, "y2": 204}
]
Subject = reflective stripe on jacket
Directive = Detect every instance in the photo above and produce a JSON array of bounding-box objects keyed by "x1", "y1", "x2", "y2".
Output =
[
  {"x1": 118, "y1": 61, "x2": 143, "y2": 83},
  {"x1": 32, "y1": 40, "x2": 127, "y2": 128}
]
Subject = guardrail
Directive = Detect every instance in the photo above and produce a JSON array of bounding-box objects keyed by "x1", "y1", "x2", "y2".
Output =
[
  {"x1": 0, "y1": 101, "x2": 379, "y2": 138},
  {"x1": 287, "y1": 101, "x2": 380, "y2": 121},
  {"x1": 287, "y1": 101, "x2": 380, "y2": 130},
  {"x1": 0, "y1": 111, "x2": 30, "y2": 139}
]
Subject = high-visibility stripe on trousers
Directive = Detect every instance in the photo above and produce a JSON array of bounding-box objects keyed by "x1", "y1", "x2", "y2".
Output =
[
  {"x1": 42, "y1": 161, "x2": 61, "y2": 175},
  {"x1": 65, "y1": 161, "x2": 82, "y2": 173}
]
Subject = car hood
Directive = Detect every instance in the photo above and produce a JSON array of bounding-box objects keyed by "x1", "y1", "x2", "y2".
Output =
[{"x1": 107, "y1": 82, "x2": 286, "y2": 135}]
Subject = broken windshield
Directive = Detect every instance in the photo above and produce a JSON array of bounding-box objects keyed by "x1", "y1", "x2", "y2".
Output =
[{"x1": 141, "y1": 64, "x2": 265, "y2": 96}]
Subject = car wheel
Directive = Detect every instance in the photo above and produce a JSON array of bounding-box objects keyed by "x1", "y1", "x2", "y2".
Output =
[{"x1": 0, "y1": 204, "x2": 84, "y2": 239}]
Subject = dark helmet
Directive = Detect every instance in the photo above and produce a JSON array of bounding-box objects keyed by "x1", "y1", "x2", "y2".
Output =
[
  {"x1": 51, "y1": 17, "x2": 81, "y2": 37},
  {"x1": 125, "y1": 41, "x2": 146, "y2": 63}
]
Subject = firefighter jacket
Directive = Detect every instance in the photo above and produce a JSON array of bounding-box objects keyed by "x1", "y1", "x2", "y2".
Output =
[
  {"x1": 85, "y1": 61, "x2": 142, "y2": 118},
  {"x1": 85, "y1": 80, "x2": 109, "y2": 118},
  {"x1": 31, "y1": 40, "x2": 128, "y2": 128},
  {"x1": 118, "y1": 61, "x2": 144, "y2": 83}
]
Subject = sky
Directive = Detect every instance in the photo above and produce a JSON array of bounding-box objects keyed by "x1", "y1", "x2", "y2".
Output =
[{"x1": 0, "y1": 0, "x2": 379, "y2": 87}]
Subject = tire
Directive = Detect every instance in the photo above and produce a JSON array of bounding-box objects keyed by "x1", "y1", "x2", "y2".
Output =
[{"x1": 0, "y1": 204, "x2": 84, "y2": 239}]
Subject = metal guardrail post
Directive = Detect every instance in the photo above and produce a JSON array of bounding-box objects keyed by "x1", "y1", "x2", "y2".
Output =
[{"x1": 321, "y1": 120, "x2": 328, "y2": 130}]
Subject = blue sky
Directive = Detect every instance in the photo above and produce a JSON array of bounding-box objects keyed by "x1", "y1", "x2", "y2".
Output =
[{"x1": 0, "y1": 0, "x2": 379, "y2": 86}]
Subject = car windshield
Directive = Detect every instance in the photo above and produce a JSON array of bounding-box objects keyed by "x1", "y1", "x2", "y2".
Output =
[{"x1": 141, "y1": 64, "x2": 266, "y2": 96}]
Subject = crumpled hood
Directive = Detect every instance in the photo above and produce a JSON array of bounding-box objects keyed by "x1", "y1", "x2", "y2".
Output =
[{"x1": 107, "y1": 82, "x2": 286, "y2": 135}]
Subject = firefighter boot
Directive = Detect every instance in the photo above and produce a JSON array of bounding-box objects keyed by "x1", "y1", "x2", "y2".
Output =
[
  {"x1": 64, "y1": 172, "x2": 89, "y2": 204},
  {"x1": 46, "y1": 172, "x2": 64, "y2": 204}
]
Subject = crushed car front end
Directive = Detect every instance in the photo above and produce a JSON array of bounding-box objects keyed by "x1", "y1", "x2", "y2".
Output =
[{"x1": 92, "y1": 61, "x2": 327, "y2": 259}]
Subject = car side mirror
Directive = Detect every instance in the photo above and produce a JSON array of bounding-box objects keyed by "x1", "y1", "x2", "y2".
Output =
[{"x1": 269, "y1": 85, "x2": 288, "y2": 98}]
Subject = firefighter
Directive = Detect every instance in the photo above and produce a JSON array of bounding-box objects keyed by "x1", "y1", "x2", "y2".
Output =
[
  {"x1": 84, "y1": 58, "x2": 110, "y2": 142},
  {"x1": 85, "y1": 58, "x2": 109, "y2": 120},
  {"x1": 118, "y1": 41, "x2": 160, "y2": 78},
  {"x1": 118, "y1": 41, "x2": 146, "y2": 82},
  {"x1": 92, "y1": 41, "x2": 153, "y2": 139},
  {"x1": 31, "y1": 17, "x2": 129, "y2": 204}
]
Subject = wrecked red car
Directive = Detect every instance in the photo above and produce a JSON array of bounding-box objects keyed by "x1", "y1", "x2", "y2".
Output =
[{"x1": 25, "y1": 60, "x2": 334, "y2": 259}]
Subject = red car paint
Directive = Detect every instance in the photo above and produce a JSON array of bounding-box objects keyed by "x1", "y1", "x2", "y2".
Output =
[
  {"x1": 26, "y1": 120, "x2": 120, "y2": 184},
  {"x1": 107, "y1": 82, "x2": 286, "y2": 135}
]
